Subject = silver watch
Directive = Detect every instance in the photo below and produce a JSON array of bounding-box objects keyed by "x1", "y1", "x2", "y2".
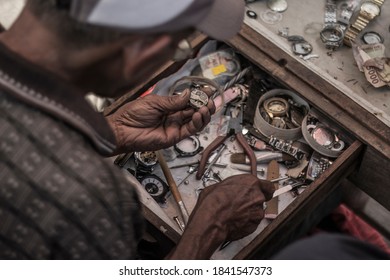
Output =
[{"x1": 320, "y1": 0, "x2": 345, "y2": 50}]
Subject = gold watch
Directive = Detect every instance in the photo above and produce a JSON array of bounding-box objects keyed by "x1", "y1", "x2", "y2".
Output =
[{"x1": 343, "y1": 0, "x2": 385, "y2": 46}]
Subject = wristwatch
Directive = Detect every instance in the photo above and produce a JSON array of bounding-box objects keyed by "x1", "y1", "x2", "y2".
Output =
[
  {"x1": 343, "y1": 0, "x2": 385, "y2": 46},
  {"x1": 320, "y1": 25, "x2": 345, "y2": 50}
]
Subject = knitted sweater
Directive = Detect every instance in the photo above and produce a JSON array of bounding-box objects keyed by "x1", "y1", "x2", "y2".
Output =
[{"x1": 0, "y1": 43, "x2": 144, "y2": 259}]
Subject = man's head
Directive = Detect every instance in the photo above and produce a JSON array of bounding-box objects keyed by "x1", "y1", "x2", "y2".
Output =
[{"x1": 6, "y1": 0, "x2": 245, "y2": 96}]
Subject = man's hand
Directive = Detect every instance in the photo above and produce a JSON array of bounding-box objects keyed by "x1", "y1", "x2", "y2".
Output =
[
  {"x1": 106, "y1": 91, "x2": 215, "y2": 154},
  {"x1": 167, "y1": 174, "x2": 274, "y2": 259}
]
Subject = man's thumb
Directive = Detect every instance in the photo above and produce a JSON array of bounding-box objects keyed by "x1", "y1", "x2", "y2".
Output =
[{"x1": 161, "y1": 90, "x2": 191, "y2": 111}]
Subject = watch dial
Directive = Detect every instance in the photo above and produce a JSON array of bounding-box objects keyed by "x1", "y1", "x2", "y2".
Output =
[
  {"x1": 362, "y1": 32, "x2": 384, "y2": 44},
  {"x1": 269, "y1": 103, "x2": 285, "y2": 113},
  {"x1": 361, "y1": 3, "x2": 380, "y2": 16},
  {"x1": 311, "y1": 127, "x2": 335, "y2": 147},
  {"x1": 263, "y1": 97, "x2": 289, "y2": 117},
  {"x1": 140, "y1": 175, "x2": 168, "y2": 202}
]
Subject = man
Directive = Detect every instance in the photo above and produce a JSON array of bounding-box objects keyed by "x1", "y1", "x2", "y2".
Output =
[{"x1": 0, "y1": 0, "x2": 273, "y2": 259}]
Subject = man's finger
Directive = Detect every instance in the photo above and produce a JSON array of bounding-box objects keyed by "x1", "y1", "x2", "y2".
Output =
[
  {"x1": 259, "y1": 180, "x2": 275, "y2": 201},
  {"x1": 158, "y1": 90, "x2": 191, "y2": 112}
]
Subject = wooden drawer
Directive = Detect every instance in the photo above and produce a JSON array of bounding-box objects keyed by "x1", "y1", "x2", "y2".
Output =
[
  {"x1": 131, "y1": 140, "x2": 363, "y2": 259},
  {"x1": 229, "y1": 0, "x2": 390, "y2": 211},
  {"x1": 110, "y1": 31, "x2": 367, "y2": 259}
]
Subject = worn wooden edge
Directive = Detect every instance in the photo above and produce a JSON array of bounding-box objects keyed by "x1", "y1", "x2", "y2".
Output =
[
  {"x1": 233, "y1": 140, "x2": 364, "y2": 259},
  {"x1": 103, "y1": 33, "x2": 209, "y2": 116},
  {"x1": 228, "y1": 24, "x2": 390, "y2": 160},
  {"x1": 351, "y1": 147, "x2": 390, "y2": 210},
  {"x1": 141, "y1": 205, "x2": 181, "y2": 244},
  {"x1": 341, "y1": 179, "x2": 390, "y2": 241}
]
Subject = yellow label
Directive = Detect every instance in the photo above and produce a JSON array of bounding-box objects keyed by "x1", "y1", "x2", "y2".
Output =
[{"x1": 211, "y1": 64, "x2": 227, "y2": 76}]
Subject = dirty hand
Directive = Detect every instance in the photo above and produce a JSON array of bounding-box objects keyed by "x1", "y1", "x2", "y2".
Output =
[
  {"x1": 167, "y1": 174, "x2": 274, "y2": 259},
  {"x1": 106, "y1": 91, "x2": 215, "y2": 154}
]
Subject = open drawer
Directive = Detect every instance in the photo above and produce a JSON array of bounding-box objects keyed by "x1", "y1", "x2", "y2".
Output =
[
  {"x1": 111, "y1": 34, "x2": 364, "y2": 259},
  {"x1": 124, "y1": 140, "x2": 363, "y2": 259}
]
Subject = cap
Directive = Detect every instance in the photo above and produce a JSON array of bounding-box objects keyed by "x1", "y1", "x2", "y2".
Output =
[{"x1": 69, "y1": 0, "x2": 245, "y2": 40}]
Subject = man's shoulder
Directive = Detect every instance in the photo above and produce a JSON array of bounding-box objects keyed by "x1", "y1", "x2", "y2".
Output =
[
  {"x1": 0, "y1": 91, "x2": 122, "y2": 178},
  {"x1": 0, "y1": 93, "x2": 144, "y2": 259}
]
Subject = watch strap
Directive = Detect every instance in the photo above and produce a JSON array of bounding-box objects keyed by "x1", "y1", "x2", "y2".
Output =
[
  {"x1": 324, "y1": 0, "x2": 337, "y2": 26},
  {"x1": 372, "y1": 0, "x2": 385, "y2": 6},
  {"x1": 264, "y1": 159, "x2": 280, "y2": 219},
  {"x1": 338, "y1": 4, "x2": 354, "y2": 30},
  {"x1": 321, "y1": 0, "x2": 346, "y2": 50}
]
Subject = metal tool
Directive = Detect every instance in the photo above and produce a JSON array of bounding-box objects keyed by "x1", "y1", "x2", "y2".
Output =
[
  {"x1": 177, "y1": 165, "x2": 198, "y2": 187},
  {"x1": 196, "y1": 106, "x2": 256, "y2": 179},
  {"x1": 202, "y1": 144, "x2": 226, "y2": 180},
  {"x1": 173, "y1": 216, "x2": 185, "y2": 232},
  {"x1": 270, "y1": 176, "x2": 289, "y2": 183},
  {"x1": 222, "y1": 67, "x2": 251, "y2": 91},
  {"x1": 230, "y1": 164, "x2": 265, "y2": 175},
  {"x1": 156, "y1": 150, "x2": 190, "y2": 225},
  {"x1": 272, "y1": 181, "x2": 306, "y2": 198}
]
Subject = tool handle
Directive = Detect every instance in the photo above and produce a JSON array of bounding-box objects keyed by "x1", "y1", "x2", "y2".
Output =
[
  {"x1": 196, "y1": 135, "x2": 227, "y2": 180},
  {"x1": 156, "y1": 150, "x2": 189, "y2": 223},
  {"x1": 236, "y1": 133, "x2": 257, "y2": 176}
]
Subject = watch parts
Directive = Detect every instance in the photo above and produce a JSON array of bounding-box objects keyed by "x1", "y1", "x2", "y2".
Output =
[
  {"x1": 174, "y1": 135, "x2": 203, "y2": 157},
  {"x1": 134, "y1": 151, "x2": 158, "y2": 173},
  {"x1": 139, "y1": 174, "x2": 169, "y2": 203},
  {"x1": 263, "y1": 97, "x2": 289, "y2": 117},
  {"x1": 189, "y1": 88, "x2": 209, "y2": 109}
]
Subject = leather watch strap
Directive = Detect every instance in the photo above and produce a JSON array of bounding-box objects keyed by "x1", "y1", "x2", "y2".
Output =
[{"x1": 264, "y1": 159, "x2": 280, "y2": 219}]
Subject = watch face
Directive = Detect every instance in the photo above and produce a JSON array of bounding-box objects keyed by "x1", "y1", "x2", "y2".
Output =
[
  {"x1": 362, "y1": 31, "x2": 384, "y2": 44},
  {"x1": 263, "y1": 97, "x2": 289, "y2": 117},
  {"x1": 311, "y1": 126, "x2": 335, "y2": 148},
  {"x1": 140, "y1": 174, "x2": 169, "y2": 203},
  {"x1": 268, "y1": 101, "x2": 286, "y2": 113},
  {"x1": 361, "y1": 2, "x2": 380, "y2": 16}
]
